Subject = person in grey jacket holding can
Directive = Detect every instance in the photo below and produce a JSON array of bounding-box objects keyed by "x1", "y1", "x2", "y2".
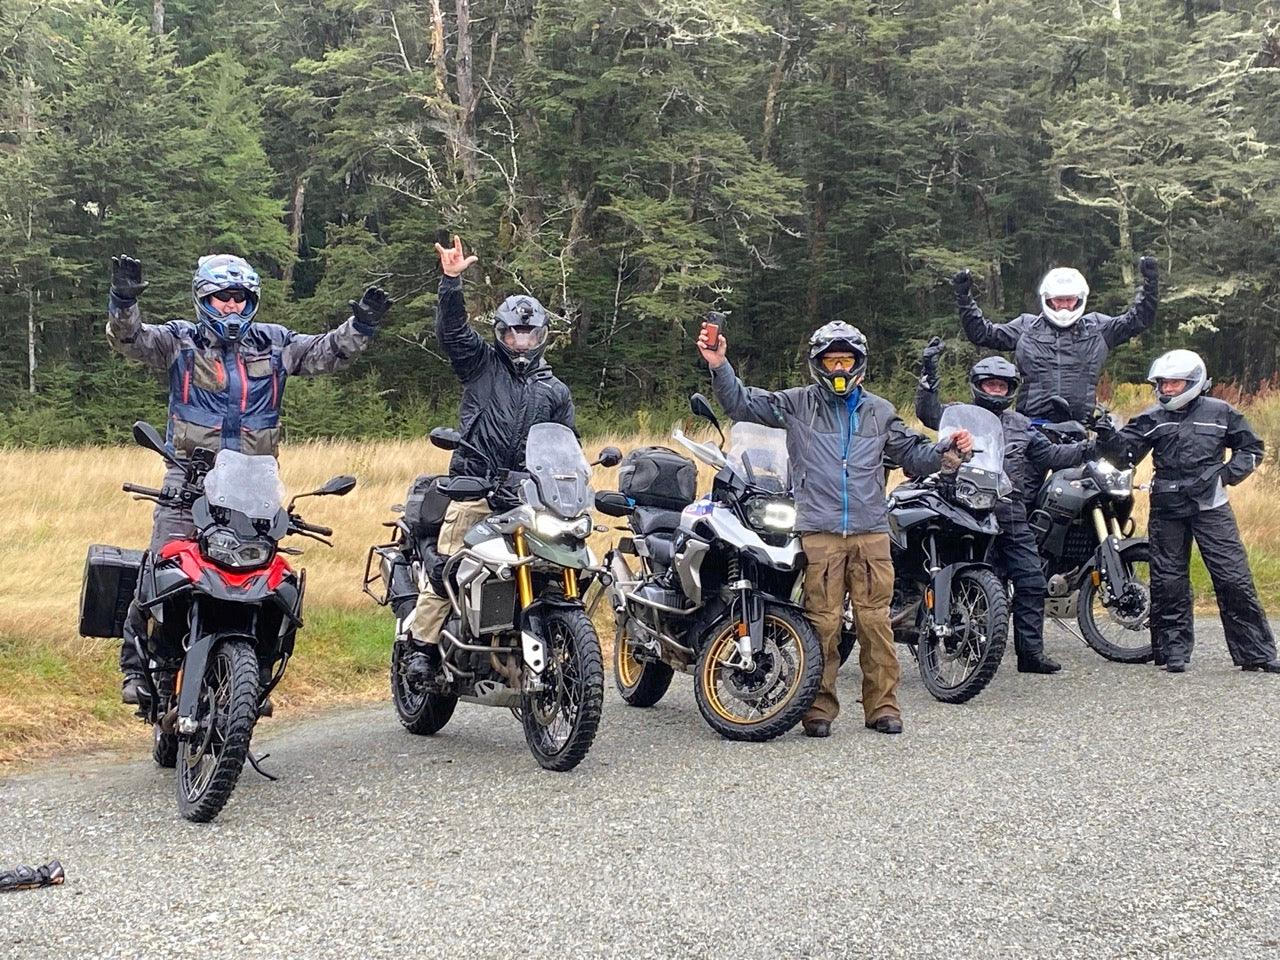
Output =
[{"x1": 698, "y1": 321, "x2": 971, "y2": 737}]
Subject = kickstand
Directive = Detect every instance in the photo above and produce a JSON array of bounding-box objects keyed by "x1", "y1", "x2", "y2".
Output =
[
  {"x1": 246, "y1": 751, "x2": 279, "y2": 781},
  {"x1": 1050, "y1": 616, "x2": 1088, "y2": 646}
]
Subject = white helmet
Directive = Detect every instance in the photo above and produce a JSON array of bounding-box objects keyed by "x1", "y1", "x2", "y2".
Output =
[
  {"x1": 1038, "y1": 267, "x2": 1089, "y2": 328},
  {"x1": 1147, "y1": 349, "x2": 1208, "y2": 411}
]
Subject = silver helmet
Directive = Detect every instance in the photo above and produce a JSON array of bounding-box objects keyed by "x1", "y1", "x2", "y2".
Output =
[{"x1": 1147, "y1": 349, "x2": 1208, "y2": 411}]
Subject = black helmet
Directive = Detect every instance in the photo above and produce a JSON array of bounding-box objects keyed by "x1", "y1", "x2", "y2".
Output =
[
  {"x1": 969, "y1": 355, "x2": 1020, "y2": 412},
  {"x1": 493, "y1": 295, "x2": 550, "y2": 373},
  {"x1": 808, "y1": 321, "x2": 868, "y2": 397}
]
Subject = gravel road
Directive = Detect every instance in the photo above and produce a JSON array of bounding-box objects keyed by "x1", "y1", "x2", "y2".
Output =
[{"x1": 3, "y1": 619, "x2": 1278, "y2": 960}]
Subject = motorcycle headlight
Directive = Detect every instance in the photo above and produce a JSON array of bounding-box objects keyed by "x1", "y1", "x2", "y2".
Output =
[
  {"x1": 954, "y1": 479, "x2": 996, "y2": 512},
  {"x1": 201, "y1": 528, "x2": 275, "y2": 569},
  {"x1": 533, "y1": 512, "x2": 592, "y2": 541},
  {"x1": 745, "y1": 497, "x2": 796, "y2": 533},
  {"x1": 1093, "y1": 459, "x2": 1133, "y2": 498}
]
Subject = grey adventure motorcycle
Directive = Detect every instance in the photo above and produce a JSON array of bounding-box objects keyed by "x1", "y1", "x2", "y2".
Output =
[
  {"x1": 364, "y1": 422, "x2": 620, "y2": 771},
  {"x1": 593, "y1": 395, "x2": 823, "y2": 741}
]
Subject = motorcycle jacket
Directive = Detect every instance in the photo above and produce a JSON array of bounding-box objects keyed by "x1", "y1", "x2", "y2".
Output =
[
  {"x1": 107, "y1": 300, "x2": 374, "y2": 458},
  {"x1": 436, "y1": 275, "x2": 575, "y2": 478},
  {"x1": 955, "y1": 274, "x2": 1157, "y2": 421},
  {"x1": 915, "y1": 381, "x2": 1092, "y2": 521},
  {"x1": 712, "y1": 361, "x2": 947, "y2": 535},
  {"x1": 1102, "y1": 395, "x2": 1264, "y2": 518}
]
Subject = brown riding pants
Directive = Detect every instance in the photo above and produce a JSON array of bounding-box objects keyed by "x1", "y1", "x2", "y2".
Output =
[{"x1": 801, "y1": 532, "x2": 898, "y2": 725}]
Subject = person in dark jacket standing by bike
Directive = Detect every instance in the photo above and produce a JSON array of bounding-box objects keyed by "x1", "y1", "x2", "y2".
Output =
[
  {"x1": 405, "y1": 236, "x2": 575, "y2": 662},
  {"x1": 917, "y1": 343, "x2": 1093, "y2": 673},
  {"x1": 107, "y1": 254, "x2": 393, "y2": 703},
  {"x1": 1100, "y1": 350, "x2": 1278, "y2": 674},
  {"x1": 952, "y1": 259, "x2": 1159, "y2": 423},
  {"x1": 700, "y1": 321, "x2": 971, "y2": 737}
]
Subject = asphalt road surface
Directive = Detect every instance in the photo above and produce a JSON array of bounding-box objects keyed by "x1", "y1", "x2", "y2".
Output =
[{"x1": 3, "y1": 619, "x2": 1278, "y2": 960}]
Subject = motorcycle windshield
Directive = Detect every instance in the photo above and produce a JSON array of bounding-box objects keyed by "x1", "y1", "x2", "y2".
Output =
[
  {"x1": 203, "y1": 450, "x2": 285, "y2": 520},
  {"x1": 939, "y1": 405, "x2": 1005, "y2": 476},
  {"x1": 524, "y1": 422, "x2": 592, "y2": 518},
  {"x1": 727, "y1": 422, "x2": 790, "y2": 493}
]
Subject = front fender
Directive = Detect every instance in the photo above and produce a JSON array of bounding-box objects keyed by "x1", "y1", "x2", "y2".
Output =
[
  {"x1": 518, "y1": 595, "x2": 586, "y2": 675},
  {"x1": 928, "y1": 561, "x2": 993, "y2": 627},
  {"x1": 176, "y1": 631, "x2": 258, "y2": 724}
]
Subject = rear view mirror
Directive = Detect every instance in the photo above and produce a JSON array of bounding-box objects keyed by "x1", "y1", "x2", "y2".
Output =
[
  {"x1": 595, "y1": 446, "x2": 623, "y2": 468},
  {"x1": 430, "y1": 427, "x2": 463, "y2": 451},
  {"x1": 132, "y1": 421, "x2": 181, "y2": 467},
  {"x1": 319, "y1": 475, "x2": 357, "y2": 497},
  {"x1": 689, "y1": 393, "x2": 725, "y2": 447},
  {"x1": 594, "y1": 491, "x2": 634, "y2": 517}
]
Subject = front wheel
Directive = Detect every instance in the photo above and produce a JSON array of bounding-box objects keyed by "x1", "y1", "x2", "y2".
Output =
[
  {"x1": 916, "y1": 568, "x2": 1008, "y2": 704},
  {"x1": 175, "y1": 640, "x2": 259, "y2": 823},
  {"x1": 522, "y1": 609, "x2": 604, "y2": 772},
  {"x1": 1078, "y1": 541, "x2": 1153, "y2": 663},
  {"x1": 694, "y1": 603, "x2": 822, "y2": 742},
  {"x1": 152, "y1": 726, "x2": 177, "y2": 768},
  {"x1": 391, "y1": 637, "x2": 458, "y2": 735}
]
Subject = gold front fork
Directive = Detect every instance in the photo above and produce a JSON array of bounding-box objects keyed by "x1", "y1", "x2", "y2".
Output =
[
  {"x1": 562, "y1": 567, "x2": 580, "y2": 600},
  {"x1": 1091, "y1": 507, "x2": 1111, "y2": 545},
  {"x1": 513, "y1": 527, "x2": 535, "y2": 608}
]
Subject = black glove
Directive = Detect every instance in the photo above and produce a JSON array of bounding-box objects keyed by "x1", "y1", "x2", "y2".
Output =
[
  {"x1": 921, "y1": 336, "x2": 946, "y2": 369},
  {"x1": 110, "y1": 256, "x2": 148, "y2": 303},
  {"x1": 952, "y1": 269, "x2": 973, "y2": 300},
  {"x1": 1091, "y1": 412, "x2": 1119, "y2": 442},
  {"x1": 350, "y1": 286, "x2": 394, "y2": 330},
  {"x1": 1139, "y1": 256, "x2": 1158, "y2": 283},
  {"x1": 0, "y1": 860, "x2": 64, "y2": 893}
]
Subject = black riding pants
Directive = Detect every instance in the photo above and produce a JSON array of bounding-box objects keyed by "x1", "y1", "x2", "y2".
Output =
[{"x1": 990, "y1": 519, "x2": 1049, "y2": 662}]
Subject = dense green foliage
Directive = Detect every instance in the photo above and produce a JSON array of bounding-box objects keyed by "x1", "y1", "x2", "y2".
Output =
[{"x1": 2, "y1": 0, "x2": 1278, "y2": 444}]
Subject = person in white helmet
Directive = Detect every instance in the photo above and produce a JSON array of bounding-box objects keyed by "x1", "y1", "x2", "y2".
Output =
[
  {"x1": 1099, "y1": 350, "x2": 1277, "y2": 674},
  {"x1": 951, "y1": 258, "x2": 1159, "y2": 423}
]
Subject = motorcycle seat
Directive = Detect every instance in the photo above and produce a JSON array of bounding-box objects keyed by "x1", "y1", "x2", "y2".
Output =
[{"x1": 631, "y1": 506, "x2": 684, "y2": 536}]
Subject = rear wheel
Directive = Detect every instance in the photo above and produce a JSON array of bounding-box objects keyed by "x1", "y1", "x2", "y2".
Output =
[
  {"x1": 613, "y1": 631, "x2": 674, "y2": 707},
  {"x1": 916, "y1": 568, "x2": 1008, "y2": 704},
  {"x1": 1078, "y1": 541, "x2": 1153, "y2": 663},
  {"x1": 175, "y1": 640, "x2": 258, "y2": 823},
  {"x1": 694, "y1": 604, "x2": 822, "y2": 742},
  {"x1": 522, "y1": 609, "x2": 604, "y2": 772},
  {"x1": 391, "y1": 637, "x2": 458, "y2": 735}
]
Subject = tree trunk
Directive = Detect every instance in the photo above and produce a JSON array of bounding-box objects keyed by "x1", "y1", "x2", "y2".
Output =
[
  {"x1": 152, "y1": 0, "x2": 164, "y2": 36},
  {"x1": 1116, "y1": 187, "x2": 1134, "y2": 288},
  {"x1": 283, "y1": 176, "x2": 307, "y2": 292},
  {"x1": 454, "y1": 0, "x2": 480, "y2": 184},
  {"x1": 760, "y1": 34, "x2": 791, "y2": 163},
  {"x1": 804, "y1": 179, "x2": 828, "y2": 331},
  {"x1": 429, "y1": 0, "x2": 449, "y2": 101},
  {"x1": 20, "y1": 75, "x2": 36, "y2": 394}
]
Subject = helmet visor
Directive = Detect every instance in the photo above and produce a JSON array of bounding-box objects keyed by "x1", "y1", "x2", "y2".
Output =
[
  {"x1": 818, "y1": 351, "x2": 862, "y2": 374},
  {"x1": 499, "y1": 324, "x2": 548, "y2": 353}
]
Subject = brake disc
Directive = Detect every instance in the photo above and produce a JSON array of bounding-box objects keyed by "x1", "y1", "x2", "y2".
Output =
[{"x1": 1108, "y1": 581, "x2": 1151, "y2": 630}]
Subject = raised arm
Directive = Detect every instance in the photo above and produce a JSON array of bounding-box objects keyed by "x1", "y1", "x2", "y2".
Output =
[
  {"x1": 1101, "y1": 256, "x2": 1159, "y2": 348},
  {"x1": 433, "y1": 235, "x2": 487, "y2": 382},
  {"x1": 282, "y1": 286, "x2": 390, "y2": 376},
  {"x1": 914, "y1": 337, "x2": 947, "y2": 430},
  {"x1": 105, "y1": 255, "x2": 180, "y2": 370},
  {"x1": 698, "y1": 324, "x2": 793, "y2": 427},
  {"x1": 953, "y1": 270, "x2": 1026, "y2": 351}
]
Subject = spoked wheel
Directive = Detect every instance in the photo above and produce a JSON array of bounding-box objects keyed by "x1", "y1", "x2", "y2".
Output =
[
  {"x1": 916, "y1": 569, "x2": 1008, "y2": 704},
  {"x1": 613, "y1": 629, "x2": 674, "y2": 707},
  {"x1": 522, "y1": 609, "x2": 604, "y2": 772},
  {"x1": 391, "y1": 637, "x2": 458, "y2": 735},
  {"x1": 694, "y1": 603, "x2": 822, "y2": 742},
  {"x1": 176, "y1": 640, "x2": 259, "y2": 823},
  {"x1": 1078, "y1": 541, "x2": 1153, "y2": 663}
]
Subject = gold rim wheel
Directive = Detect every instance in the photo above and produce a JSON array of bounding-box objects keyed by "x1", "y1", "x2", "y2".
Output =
[
  {"x1": 700, "y1": 615, "x2": 805, "y2": 725},
  {"x1": 614, "y1": 636, "x2": 645, "y2": 689}
]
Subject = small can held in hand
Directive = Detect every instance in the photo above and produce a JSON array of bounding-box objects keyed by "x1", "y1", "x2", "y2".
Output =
[{"x1": 702, "y1": 310, "x2": 727, "y2": 346}]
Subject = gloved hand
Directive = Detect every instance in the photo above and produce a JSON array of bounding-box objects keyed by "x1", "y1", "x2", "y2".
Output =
[
  {"x1": 110, "y1": 256, "x2": 148, "y2": 304},
  {"x1": 1091, "y1": 413, "x2": 1119, "y2": 442},
  {"x1": 952, "y1": 269, "x2": 973, "y2": 299},
  {"x1": 1139, "y1": 255, "x2": 1158, "y2": 284},
  {"x1": 921, "y1": 336, "x2": 946, "y2": 373},
  {"x1": 0, "y1": 860, "x2": 64, "y2": 893},
  {"x1": 350, "y1": 286, "x2": 395, "y2": 330}
]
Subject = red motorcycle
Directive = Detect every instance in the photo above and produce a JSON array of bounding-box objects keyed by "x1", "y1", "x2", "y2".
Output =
[{"x1": 79, "y1": 422, "x2": 354, "y2": 822}]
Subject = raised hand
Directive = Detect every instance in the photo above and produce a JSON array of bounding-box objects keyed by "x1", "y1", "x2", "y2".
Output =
[
  {"x1": 1139, "y1": 255, "x2": 1159, "y2": 283},
  {"x1": 951, "y1": 269, "x2": 973, "y2": 299},
  {"x1": 696, "y1": 321, "x2": 728, "y2": 369},
  {"x1": 921, "y1": 335, "x2": 946, "y2": 367},
  {"x1": 110, "y1": 255, "x2": 149, "y2": 302},
  {"x1": 951, "y1": 429, "x2": 973, "y2": 456},
  {"x1": 351, "y1": 285, "x2": 395, "y2": 328},
  {"x1": 434, "y1": 235, "x2": 478, "y2": 278}
]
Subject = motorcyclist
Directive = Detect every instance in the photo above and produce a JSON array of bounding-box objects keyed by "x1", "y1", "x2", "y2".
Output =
[
  {"x1": 108, "y1": 254, "x2": 393, "y2": 704},
  {"x1": 699, "y1": 320, "x2": 972, "y2": 738},
  {"x1": 1099, "y1": 350, "x2": 1278, "y2": 674},
  {"x1": 916, "y1": 342, "x2": 1093, "y2": 673},
  {"x1": 952, "y1": 259, "x2": 1159, "y2": 423},
  {"x1": 402, "y1": 236, "x2": 575, "y2": 673}
]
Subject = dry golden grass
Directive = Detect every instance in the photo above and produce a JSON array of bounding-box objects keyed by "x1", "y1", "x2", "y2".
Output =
[{"x1": 2, "y1": 404, "x2": 1275, "y2": 766}]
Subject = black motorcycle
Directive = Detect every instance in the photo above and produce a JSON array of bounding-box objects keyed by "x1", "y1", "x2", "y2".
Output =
[
  {"x1": 840, "y1": 404, "x2": 1011, "y2": 703},
  {"x1": 1029, "y1": 404, "x2": 1151, "y2": 663},
  {"x1": 79, "y1": 422, "x2": 354, "y2": 822}
]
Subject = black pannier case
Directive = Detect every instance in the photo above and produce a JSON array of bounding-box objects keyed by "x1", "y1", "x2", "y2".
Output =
[
  {"x1": 80, "y1": 545, "x2": 145, "y2": 639},
  {"x1": 404, "y1": 474, "x2": 450, "y2": 539},
  {"x1": 618, "y1": 446, "x2": 698, "y2": 510}
]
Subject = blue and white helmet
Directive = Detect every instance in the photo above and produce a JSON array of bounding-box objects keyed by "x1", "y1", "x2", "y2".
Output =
[{"x1": 192, "y1": 254, "x2": 260, "y2": 341}]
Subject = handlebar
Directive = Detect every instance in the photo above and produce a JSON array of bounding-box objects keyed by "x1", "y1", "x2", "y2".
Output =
[
  {"x1": 122, "y1": 483, "x2": 164, "y2": 498},
  {"x1": 292, "y1": 518, "x2": 333, "y2": 537}
]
